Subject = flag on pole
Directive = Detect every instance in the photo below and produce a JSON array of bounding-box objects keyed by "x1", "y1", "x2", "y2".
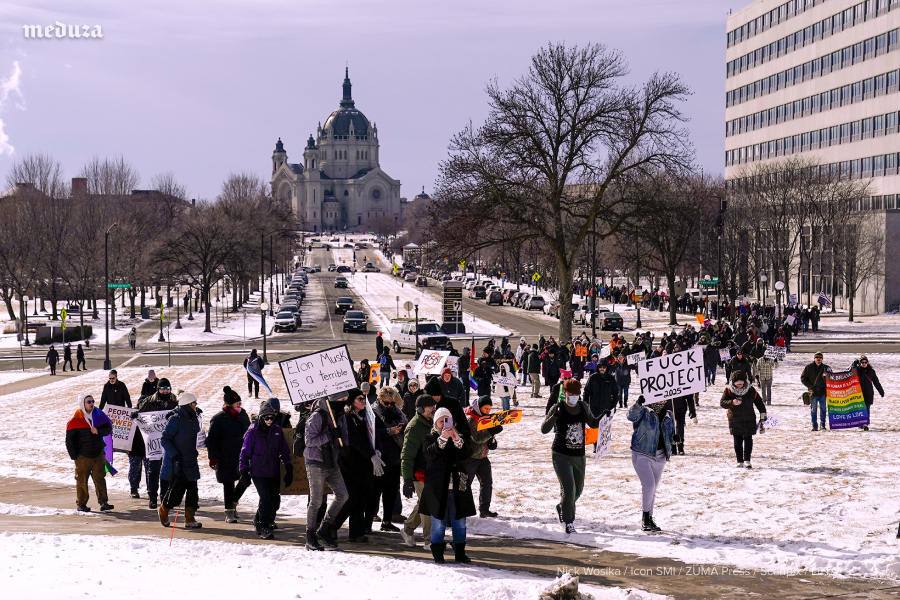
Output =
[
  {"x1": 817, "y1": 292, "x2": 831, "y2": 307},
  {"x1": 469, "y1": 337, "x2": 478, "y2": 390},
  {"x1": 245, "y1": 360, "x2": 274, "y2": 396}
]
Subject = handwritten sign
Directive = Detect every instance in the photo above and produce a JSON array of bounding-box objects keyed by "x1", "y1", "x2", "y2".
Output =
[
  {"x1": 593, "y1": 412, "x2": 615, "y2": 459},
  {"x1": 826, "y1": 370, "x2": 869, "y2": 429},
  {"x1": 763, "y1": 345, "x2": 786, "y2": 361},
  {"x1": 637, "y1": 347, "x2": 705, "y2": 403},
  {"x1": 719, "y1": 348, "x2": 731, "y2": 362},
  {"x1": 492, "y1": 373, "x2": 518, "y2": 388},
  {"x1": 413, "y1": 350, "x2": 450, "y2": 376},
  {"x1": 626, "y1": 352, "x2": 647, "y2": 366},
  {"x1": 104, "y1": 405, "x2": 137, "y2": 452},
  {"x1": 279, "y1": 345, "x2": 358, "y2": 406},
  {"x1": 445, "y1": 356, "x2": 459, "y2": 377},
  {"x1": 133, "y1": 410, "x2": 170, "y2": 460}
]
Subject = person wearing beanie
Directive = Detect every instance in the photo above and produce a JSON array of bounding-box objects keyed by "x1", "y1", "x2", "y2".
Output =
[
  {"x1": 541, "y1": 379, "x2": 599, "y2": 534},
  {"x1": 720, "y1": 371, "x2": 767, "y2": 469},
  {"x1": 851, "y1": 355, "x2": 884, "y2": 431},
  {"x1": 140, "y1": 369, "x2": 159, "y2": 399},
  {"x1": 401, "y1": 378, "x2": 423, "y2": 421},
  {"x1": 395, "y1": 369, "x2": 410, "y2": 398},
  {"x1": 400, "y1": 393, "x2": 437, "y2": 548},
  {"x1": 134, "y1": 378, "x2": 178, "y2": 509},
  {"x1": 582, "y1": 360, "x2": 620, "y2": 418},
  {"x1": 419, "y1": 405, "x2": 475, "y2": 564},
  {"x1": 428, "y1": 374, "x2": 471, "y2": 442},
  {"x1": 206, "y1": 386, "x2": 251, "y2": 524},
  {"x1": 464, "y1": 396, "x2": 503, "y2": 518},
  {"x1": 801, "y1": 352, "x2": 830, "y2": 431},
  {"x1": 65, "y1": 394, "x2": 114, "y2": 512},
  {"x1": 437, "y1": 367, "x2": 466, "y2": 407},
  {"x1": 334, "y1": 389, "x2": 377, "y2": 543},
  {"x1": 239, "y1": 397, "x2": 292, "y2": 539},
  {"x1": 628, "y1": 395, "x2": 675, "y2": 533},
  {"x1": 159, "y1": 391, "x2": 203, "y2": 529}
]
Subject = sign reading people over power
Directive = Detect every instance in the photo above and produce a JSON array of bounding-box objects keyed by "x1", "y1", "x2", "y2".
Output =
[
  {"x1": 279, "y1": 345, "x2": 358, "y2": 406},
  {"x1": 637, "y1": 347, "x2": 705, "y2": 403}
]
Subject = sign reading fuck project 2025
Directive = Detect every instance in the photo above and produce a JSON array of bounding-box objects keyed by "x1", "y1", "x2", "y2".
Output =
[
  {"x1": 279, "y1": 345, "x2": 358, "y2": 406},
  {"x1": 637, "y1": 347, "x2": 705, "y2": 403}
]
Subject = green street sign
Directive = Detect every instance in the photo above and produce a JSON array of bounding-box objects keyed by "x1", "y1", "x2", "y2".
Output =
[
  {"x1": 107, "y1": 283, "x2": 132, "y2": 289},
  {"x1": 699, "y1": 278, "x2": 719, "y2": 287}
]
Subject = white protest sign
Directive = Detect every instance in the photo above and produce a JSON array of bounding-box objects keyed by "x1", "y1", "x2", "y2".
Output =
[
  {"x1": 413, "y1": 350, "x2": 450, "y2": 376},
  {"x1": 785, "y1": 314, "x2": 796, "y2": 326},
  {"x1": 719, "y1": 348, "x2": 731, "y2": 362},
  {"x1": 637, "y1": 346, "x2": 705, "y2": 403},
  {"x1": 445, "y1": 356, "x2": 459, "y2": 377},
  {"x1": 764, "y1": 345, "x2": 786, "y2": 361},
  {"x1": 279, "y1": 345, "x2": 358, "y2": 406},
  {"x1": 593, "y1": 413, "x2": 615, "y2": 460},
  {"x1": 134, "y1": 410, "x2": 170, "y2": 460},
  {"x1": 104, "y1": 405, "x2": 137, "y2": 452},
  {"x1": 626, "y1": 352, "x2": 647, "y2": 366},
  {"x1": 492, "y1": 373, "x2": 518, "y2": 388}
]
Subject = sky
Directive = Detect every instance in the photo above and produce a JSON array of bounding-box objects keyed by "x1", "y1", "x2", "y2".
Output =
[{"x1": 0, "y1": 0, "x2": 745, "y2": 200}]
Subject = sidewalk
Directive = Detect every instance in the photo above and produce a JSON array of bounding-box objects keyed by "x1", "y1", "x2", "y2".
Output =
[{"x1": 1, "y1": 477, "x2": 895, "y2": 600}]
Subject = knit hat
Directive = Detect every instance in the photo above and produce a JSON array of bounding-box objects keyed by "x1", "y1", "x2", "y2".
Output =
[
  {"x1": 223, "y1": 386, "x2": 241, "y2": 405},
  {"x1": 477, "y1": 396, "x2": 493, "y2": 409},
  {"x1": 416, "y1": 394, "x2": 436, "y2": 410},
  {"x1": 424, "y1": 376, "x2": 443, "y2": 397},
  {"x1": 267, "y1": 397, "x2": 281, "y2": 413},
  {"x1": 158, "y1": 378, "x2": 172, "y2": 390},
  {"x1": 178, "y1": 391, "x2": 198, "y2": 407},
  {"x1": 407, "y1": 379, "x2": 420, "y2": 389},
  {"x1": 433, "y1": 407, "x2": 452, "y2": 429},
  {"x1": 559, "y1": 369, "x2": 572, "y2": 379},
  {"x1": 258, "y1": 400, "x2": 278, "y2": 419}
]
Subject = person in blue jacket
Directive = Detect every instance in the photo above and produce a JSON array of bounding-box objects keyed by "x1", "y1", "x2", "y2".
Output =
[
  {"x1": 158, "y1": 392, "x2": 203, "y2": 530},
  {"x1": 627, "y1": 395, "x2": 675, "y2": 533}
]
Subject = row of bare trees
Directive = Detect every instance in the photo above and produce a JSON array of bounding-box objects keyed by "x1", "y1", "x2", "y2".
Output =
[{"x1": 1, "y1": 154, "x2": 297, "y2": 334}]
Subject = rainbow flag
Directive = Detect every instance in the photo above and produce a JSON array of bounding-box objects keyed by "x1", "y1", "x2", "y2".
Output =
[{"x1": 826, "y1": 370, "x2": 869, "y2": 429}]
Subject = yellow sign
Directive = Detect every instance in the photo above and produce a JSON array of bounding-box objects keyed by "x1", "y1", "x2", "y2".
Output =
[
  {"x1": 160, "y1": 306, "x2": 165, "y2": 322},
  {"x1": 532, "y1": 272, "x2": 541, "y2": 282},
  {"x1": 458, "y1": 259, "x2": 467, "y2": 271},
  {"x1": 61, "y1": 309, "x2": 67, "y2": 331},
  {"x1": 392, "y1": 263, "x2": 399, "y2": 275}
]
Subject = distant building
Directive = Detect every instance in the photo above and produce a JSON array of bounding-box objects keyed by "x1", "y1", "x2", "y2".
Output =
[{"x1": 270, "y1": 68, "x2": 402, "y2": 233}]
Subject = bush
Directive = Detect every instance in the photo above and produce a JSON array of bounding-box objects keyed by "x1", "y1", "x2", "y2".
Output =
[{"x1": 34, "y1": 325, "x2": 92, "y2": 344}]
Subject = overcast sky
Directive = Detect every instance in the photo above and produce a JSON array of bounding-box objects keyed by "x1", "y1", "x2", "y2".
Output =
[{"x1": 0, "y1": 0, "x2": 744, "y2": 199}]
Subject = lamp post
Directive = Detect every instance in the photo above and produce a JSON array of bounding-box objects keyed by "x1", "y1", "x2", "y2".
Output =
[
  {"x1": 259, "y1": 301, "x2": 269, "y2": 364},
  {"x1": 158, "y1": 304, "x2": 166, "y2": 342},
  {"x1": 414, "y1": 303, "x2": 420, "y2": 358},
  {"x1": 215, "y1": 298, "x2": 220, "y2": 328},
  {"x1": 760, "y1": 274, "x2": 768, "y2": 307},
  {"x1": 22, "y1": 294, "x2": 29, "y2": 346},
  {"x1": 590, "y1": 218, "x2": 597, "y2": 339},
  {"x1": 704, "y1": 273, "x2": 711, "y2": 319},
  {"x1": 187, "y1": 286, "x2": 194, "y2": 320},
  {"x1": 774, "y1": 280, "x2": 785, "y2": 320},
  {"x1": 104, "y1": 223, "x2": 118, "y2": 370},
  {"x1": 269, "y1": 235, "x2": 275, "y2": 316},
  {"x1": 175, "y1": 284, "x2": 183, "y2": 329}
]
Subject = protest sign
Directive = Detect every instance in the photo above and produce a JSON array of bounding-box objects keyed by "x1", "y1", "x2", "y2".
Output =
[
  {"x1": 785, "y1": 314, "x2": 796, "y2": 327},
  {"x1": 492, "y1": 373, "x2": 519, "y2": 388},
  {"x1": 637, "y1": 347, "x2": 705, "y2": 403},
  {"x1": 719, "y1": 348, "x2": 731, "y2": 362},
  {"x1": 593, "y1": 412, "x2": 615, "y2": 459},
  {"x1": 412, "y1": 349, "x2": 450, "y2": 376},
  {"x1": 369, "y1": 364, "x2": 380, "y2": 385},
  {"x1": 826, "y1": 370, "x2": 869, "y2": 429},
  {"x1": 575, "y1": 345, "x2": 588, "y2": 358},
  {"x1": 279, "y1": 345, "x2": 358, "y2": 406},
  {"x1": 133, "y1": 410, "x2": 170, "y2": 460},
  {"x1": 475, "y1": 409, "x2": 523, "y2": 431},
  {"x1": 764, "y1": 345, "x2": 786, "y2": 361},
  {"x1": 104, "y1": 405, "x2": 137, "y2": 452},
  {"x1": 445, "y1": 356, "x2": 459, "y2": 377},
  {"x1": 626, "y1": 352, "x2": 647, "y2": 366}
]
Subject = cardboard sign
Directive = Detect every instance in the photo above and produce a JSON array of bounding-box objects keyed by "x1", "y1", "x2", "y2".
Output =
[
  {"x1": 279, "y1": 345, "x2": 358, "y2": 406},
  {"x1": 133, "y1": 410, "x2": 170, "y2": 460},
  {"x1": 626, "y1": 352, "x2": 647, "y2": 366},
  {"x1": 104, "y1": 405, "x2": 137, "y2": 452},
  {"x1": 369, "y1": 364, "x2": 381, "y2": 385},
  {"x1": 413, "y1": 350, "x2": 450, "y2": 375},
  {"x1": 764, "y1": 345, "x2": 786, "y2": 361},
  {"x1": 575, "y1": 345, "x2": 588, "y2": 358},
  {"x1": 785, "y1": 314, "x2": 796, "y2": 326},
  {"x1": 637, "y1": 347, "x2": 705, "y2": 403},
  {"x1": 492, "y1": 373, "x2": 519, "y2": 388},
  {"x1": 445, "y1": 356, "x2": 459, "y2": 377},
  {"x1": 592, "y1": 412, "x2": 615, "y2": 459}
]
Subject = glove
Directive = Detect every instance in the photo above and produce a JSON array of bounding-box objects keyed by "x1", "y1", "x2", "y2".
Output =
[
  {"x1": 691, "y1": 417, "x2": 698, "y2": 425},
  {"x1": 239, "y1": 469, "x2": 251, "y2": 486},
  {"x1": 760, "y1": 413, "x2": 767, "y2": 421},
  {"x1": 371, "y1": 451, "x2": 386, "y2": 477},
  {"x1": 208, "y1": 458, "x2": 218, "y2": 470},
  {"x1": 492, "y1": 425, "x2": 504, "y2": 434},
  {"x1": 283, "y1": 465, "x2": 294, "y2": 487},
  {"x1": 403, "y1": 480, "x2": 415, "y2": 499}
]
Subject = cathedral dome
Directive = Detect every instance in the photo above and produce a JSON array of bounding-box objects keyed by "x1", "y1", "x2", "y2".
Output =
[{"x1": 323, "y1": 68, "x2": 370, "y2": 139}]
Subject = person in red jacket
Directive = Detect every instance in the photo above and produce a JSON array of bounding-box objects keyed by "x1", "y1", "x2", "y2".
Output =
[{"x1": 65, "y1": 394, "x2": 114, "y2": 512}]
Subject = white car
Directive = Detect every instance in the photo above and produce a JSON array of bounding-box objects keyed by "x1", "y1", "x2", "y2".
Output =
[
  {"x1": 526, "y1": 295, "x2": 546, "y2": 310},
  {"x1": 388, "y1": 320, "x2": 450, "y2": 354}
]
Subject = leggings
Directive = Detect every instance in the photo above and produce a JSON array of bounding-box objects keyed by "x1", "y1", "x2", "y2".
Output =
[
  {"x1": 733, "y1": 435, "x2": 753, "y2": 463},
  {"x1": 631, "y1": 450, "x2": 666, "y2": 513}
]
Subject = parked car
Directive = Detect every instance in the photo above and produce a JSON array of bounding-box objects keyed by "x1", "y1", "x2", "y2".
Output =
[
  {"x1": 415, "y1": 276, "x2": 428, "y2": 287},
  {"x1": 526, "y1": 295, "x2": 546, "y2": 311},
  {"x1": 334, "y1": 277, "x2": 348, "y2": 289},
  {"x1": 327, "y1": 264, "x2": 337, "y2": 272},
  {"x1": 342, "y1": 310, "x2": 368, "y2": 333},
  {"x1": 309, "y1": 265, "x2": 321, "y2": 273},
  {"x1": 279, "y1": 304, "x2": 299, "y2": 316},
  {"x1": 599, "y1": 311, "x2": 624, "y2": 331},
  {"x1": 441, "y1": 273, "x2": 453, "y2": 281},
  {"x1": 464, "y1": 280, "x2": 477, "y2": 290},
  {"x1": 516, "y1": 293, "x2": 531, "y2": 308},
  {"x1": 486, "y1": 290, "x2": 503, "y2": 306},
  {"x1": 336, "y1": 265, "x2": 352, "y2": 273},
  {"x1": 469, "y1": 285, "x2": 486, "y2": 299},
  {"x1": 544, "y1": 300, "x2": 560, "y2": 317},
  {"x1": 362, "y1": 263, "x2": 380, "y2": 273},
  {"x1": 274, "y1": 310, "x2": 301, "y2": 332},
  {"x1": 389, "y1": 320, "x2": 450, "y2": 354},
  {"x1": 334, "y1": 297, "x2": 353, "y2": 314},
  {"x1": 404, "y1": 273, "x2": 417, "y2": 282}
]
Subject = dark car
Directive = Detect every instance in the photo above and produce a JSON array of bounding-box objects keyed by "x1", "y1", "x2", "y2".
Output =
[
  {"x1": 334, "y1": 277, "x2": 348, "y2": 289},
  {"x1": 600, "y1": 311, "x2": 624, "y2": 331},
  {"x1": 336, "y1": 265, "x2": 352, "y2": 273},
  {"x1": 335, "y1": 297, "x2": 353, "y2": 314},
  {"x1": 415, "y1": 276, "x2": 428, "y2": 287},
  {"x1": 486, "y1": 290, "x2": 503, "y2": 305},
  {"x1": 470, "y1": 285, "x2": 486, "y2": 299},
  {"x1": 342, "y1": 310, "x2": 368, "y2": 333}
]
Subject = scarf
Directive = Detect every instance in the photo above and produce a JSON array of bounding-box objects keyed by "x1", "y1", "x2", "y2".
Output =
[{"x1": 730, "y1": 384, "x2": 750, "y2": 397}]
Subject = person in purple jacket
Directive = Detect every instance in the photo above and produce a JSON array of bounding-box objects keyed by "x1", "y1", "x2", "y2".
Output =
[{"x1": 239, "y1": 399, "x2": 292, "y2": 539}]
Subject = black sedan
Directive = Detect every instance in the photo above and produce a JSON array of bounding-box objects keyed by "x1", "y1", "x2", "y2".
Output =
[
  {"x1": 342, "y1": 310, "x2": 368, "y2": 333},
  {"x1": 335, "y1": 297, "x2": 354, "y2": 314},
  {"x1": 600, "y1": 311, "x2": 624, "y2": 331},
  {"x1": 334, "y1": 277, "x2": 348, "y2": 289}
]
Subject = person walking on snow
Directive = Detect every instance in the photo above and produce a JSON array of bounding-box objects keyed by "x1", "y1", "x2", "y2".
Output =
[
  {"x1": 76, "y1": 343, "x2": 86, "y2": 371},
  {"x1": 46, "y1": 345, "x2": 59, "y2": 375},
  {"x1": 303, "y1": 396, "x2": 350, "y2": 551},
  {"x1": 851, "y1": 355, "x2": 884, "y2": 431},
  {"x1": 66, "y1": 394, "x2": 114, "y2": 512},
  {"x1": 158, "y1": 392, "x2": 203, "y2": 530},
  {"x1": 720, "y1": 371, "x2": 767, "y2": 469},
  {"x1": 62, "y1": 343, "x2": 74, "y2": 372},
  {"x1": 243, "y1": 349, "x2": 264, "y2": 399},
  {"x1": 239, "y1": 400, "x2": 292, "y2": 539},
  {"x1": 401, "y1": 394, "x2": 436, "y2": 549},
  {"x1": 628, "y1": 395, "x2": 674, "y2": 533},
  {"x1": 464, "y1": 396, "x2": 503, "y2": 518},
  {"x1": 206, "y1": 386, "x2": 251, "y2": 524},
  {"x1": 801, "y1": 352, "x2": 830, "y2": 431},
  {"x1": 128, "y1": 327, "x2": 137, "y2": 350}
]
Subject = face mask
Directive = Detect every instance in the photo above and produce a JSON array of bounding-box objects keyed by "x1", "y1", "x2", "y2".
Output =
[{"x1": 565, "y1": 395, "x2": 579, "y2": 407}]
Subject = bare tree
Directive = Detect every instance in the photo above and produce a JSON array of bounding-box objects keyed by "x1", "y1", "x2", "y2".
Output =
[
  {"x1": 80, "y1": 156, "x2": 139, "y2": 195},
  {"x1": 0, "y1": 193, "x2": 38, "y2": 320},
  {"x1": 4, "y1": 153, "x2": 68, "y2": 198},
  {"x1": 433, "y1": 42, "x2": 692, "y2": 339},
  {"x1": 834, "y1": 210, "x2": 884, "y2": 321},
  {"x1": 150, "y1": 172, "x2": 189, "y2": 222}
]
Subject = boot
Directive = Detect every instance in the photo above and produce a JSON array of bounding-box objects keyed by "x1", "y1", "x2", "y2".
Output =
[
  {"x1": 224, "y1": 509, "x2": 237, "y2": 524},
  {"x1": 676, "y1": 443, "x2": 684, "y2": 456},
  {"x1": 642, "y1": 511, "x2": 661, "y2": 532},
  {"x1": 305, "y1": 529, "x2": 324, "y2": 551},
  {"x1": 258, "y1": 527, "x2": 274, "y2": 540},
  {"x1": 430, "y1": 541, "x2": 446, "y2": 563},
  {"x1": 453, "y1": 542, "x2": 472, "y2": 563},
  {"x1": 184, "y1": 507, "x2": 203, "y2": 529},
  {"x1": 317, "y1": 519, "x2": 338, "y2": 550},
  {"x1": 896, "y1": 522, "x2": 899, "y2": 539},
  {"x1": 158, "y1": 504, "x2": 170, "y2": 527}
]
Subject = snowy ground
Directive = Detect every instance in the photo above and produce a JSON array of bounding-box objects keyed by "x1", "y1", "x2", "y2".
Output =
[
  {"x1": 0, "y1": 532, "x2": 659, "y2": 600},
  {"x1": 0, "y1": 350, "x2": 897, "y2": 581},
  {"x1": 0, "y1": 368, "x2": 51, "y2": 387}
]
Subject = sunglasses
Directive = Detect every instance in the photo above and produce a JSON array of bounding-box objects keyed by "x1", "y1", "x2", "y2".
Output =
[
  {"x1": 159, "y1": 387, "x2": 171, "y2": 391},
  {"x1": 84, "y1": 399, "x2": 95, "y2": 404},
  {"x1": 262, "y1": 415, "x2": 275, "y2": 421},
  {"x1": 860, "y1": 360, "x2": 868, "y2": 364}
]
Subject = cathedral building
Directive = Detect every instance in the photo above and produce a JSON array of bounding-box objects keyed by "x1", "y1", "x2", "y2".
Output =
[{"x1": 270, "y1": 69, "x2": 402, "y2": 232}]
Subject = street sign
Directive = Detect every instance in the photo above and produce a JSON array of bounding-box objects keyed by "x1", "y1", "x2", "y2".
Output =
[
  {"x1": 699, "y1": 278, "x2": 719, "y2": 287},
  {"x1": 458, "y1": 259, "x2": 466, "y2": 271},
  {"x1": 61, "y1": 308, "x2": 67, "y2": 331},
  {"x1": 532, "y1": 272, "x2": 541, "y2": 282},
  {"x1": 107, "y1": 283, "x2": 132, "y2": 289},
  {"x1": 453, "y1": 300, "x2": 461, "y2": 312},
  {"x1": 403, "y1": 300, "x2": 414, "y2": 312}
]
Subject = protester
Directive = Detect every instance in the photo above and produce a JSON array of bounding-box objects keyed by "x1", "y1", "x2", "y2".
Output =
[
  {"x1": 464, "y1": 396, "x2": 502, "y2": 518},
  {"x1": 335, "y1": 389, "x2": 376, "y2": 543},
  {"x1": 371, "y1": 386, "x2": 407, "y2": 532},
  {"x1": 140, "y1": 369, "x2": 160, "y2": 399},
  {"x1": 62, "y1": 343, "x2": 74, "y2": 372},
  {"x1": 401, "y1": 378, "x2": 423, "y2": 421},
  {"x1": 243, "y1": 349, "x2": 264, "y2": 399},
  {"x1": 158, "y1": 391, "x2": 203, "y2": 529},
  {"x1": 541, "y1": 379, "x2": 599, "y2": 534},
  {"x1": 419, "y1": 407, "x2": 474, "y2": 564},
  {"x1": 426, "y1": 374, "x2": 470, "y2": 440},
  {"x1": 437, "y1": 367, "x2": 466, "y2": 407},
  {"x1": 754, "y1": 355, "x2": 777, "y2": 406},
  {"x1": 99, "y1": 369, "x2": 132, "y2": 410},
  {"x1": 76, "y1": 344, "x2": 86, "y2": 371},
  {"x1": 378, "y1": 347, "x2": 396, "y2": 388},
  {"x1": 584, "y1": 361, "x2": 619, "y2": 419},
  {"x1": 801, "y1": 352, "x2": 830, "y2": 431},
  {"x1": 304, "y1": 396, "x2": 350, "y2": 550},
  {"x1": 614, "y1": 355, "x2": 632, "y2": 408},
  {"x1": 720, "y1": 371, "x2": 767, "y2": 469},
  {"x1": 669, "y1": 394, "x2": 697, "y2": 456},
  {"x1": 206, "y1": 386, "x2": 251, "y2": 524},
  {"x1": 628, "y1": 396, "x2": 674, "y2": 532},
  {"x1": 852, "y1": 355, "x2": 884, "y2": 431},
  {"x1": 395, "y1": 369, "x2": 410, "y2": 397},
  {"x1": 65, "y1": 394, "x2": 113, "y2": 512},
  {"x1": 526, "y1": 344, "x2": 542, "y2": 397},
  {"x1": 46, "y1": 345, "x2": 59, "y2": 375},
  {"x1": 400, "y1": 394, "x2": 436, "y2": 549},
  {"x1": 135, "y1": 379, "x2": 178, "y2": 508},
  {"x1": 239, "y1": 400, "x2": 292, "y2": 539}
]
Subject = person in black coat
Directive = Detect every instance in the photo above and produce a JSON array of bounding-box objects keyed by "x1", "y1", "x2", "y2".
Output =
[
  {"x1": 335, "y1": 389, "x2": 377, "y2": 542},
  {"x1": 401, "y1": 379, "x2": 423, "y2": 421},
  {"x1": 135, "y1": 380, "x2": 178, "y2": 509},
  {"x1": 669, "y1": 394, "x2": 697, "y2": 455},
  {"x1": 159, "y1": 392, "x2": 203, "y2": 529},
  {"x1": 76, "y1": 344, "x2": 86, "y2": 371},
  {"x1": 425, "y1": 375, "x2": 470, "y2": 441},
  {"x1": 62, "y1": 344, "x2": 74, "y2": 372},
  {"x1": 206, "y1": 386, "x2": 251, "y2": 523},
  {"x1": 46, "y1": 346, "x2": 59, "y2": 375},
  {"x1": 583, "y1": 362, "x2": 619, "y2": 419},
  {"x1": 140, "y1": 369, "x2": 160, "y2": 399},
  {"x1": 542, "y1": 349, "x2": 561, "y2": 389},
  {"x1": 473, "y1": 357, "x2": 495, "y2": 397},
  {"x1": 418, "y1": 407, "x2": 475, "y2": 564},
  {"x1": 99, "y1": 370, "x2": 132, "y2": 410},
  {"x1": 720, "y1": 371, "x2": 767, "y2": 468},
  {"x1": 852, "y1": 355, "x2": 885, "y2": 431},
  {"x1": 370, "y1": 387, "x2": 408, "y2": 531}
]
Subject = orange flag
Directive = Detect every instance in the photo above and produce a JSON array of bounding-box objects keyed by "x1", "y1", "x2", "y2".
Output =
[{"x1": 695, "y1": 313, "x2": 705, "y2": 325}]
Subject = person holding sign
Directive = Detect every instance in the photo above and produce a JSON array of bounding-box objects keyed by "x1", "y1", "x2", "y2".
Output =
[
  {"x1": 541, "y1": 379, "x2": 599, "y2": 535},
  {"x1": 303, "y1": 397, "x2": 350, "y2": 551},
  {"x1": 464, "y1": 396, "x2": 502, "y2": 518},
  {"x1": 335, "y1": 389, "x2": 377, "y2": 543},
  {"x1": 719, "y1": 372, "x2": 766, "y2": 469},
  {"x1": 627, "y1": 396, "x2": 674, "y2": 532},
  {"x1": 158, "y1": 392, "x2": 203, "y2": 530},
  {"x1": 136, "y1": 379, "x2": 177, "y2": 509},
  {"x1": 66, "y1": 394, "x2": 114, "y2": 513},
  {"x1": 851, "y1": 355, "x2": 884, "y2": 431},
  {"x1": 206, "y1": 386, "x2": 251, "y2": 524}
]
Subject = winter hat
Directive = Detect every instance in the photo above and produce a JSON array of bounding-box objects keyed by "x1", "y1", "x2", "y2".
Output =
[
  {"x1": 267, "y1": 397, "x2": 281, "y2": 413},
  {"x1": 223, "y1": 386, "x2": 241, "y2": 405},
  {"x1": 559, "y1": 369, "x2": 572, "y2": 379},
  {"x1": 407, "y1": 379, "x2": 420, "y2": 390},
  {"x1": 424, "y1": 376, "x2": 443, "y2": 397},
  {"x1": 360, "y1": 382, "x2": 371, "y2": 393},
  {"x1": 147, "y1": 369, "x2": 157, "y2": 380},
  {"x1": 441, "y1": 367, "x2": 453, "y2": 377},
  {"x1": 258, "y1": 400, "x2": 278, "y2": 419},
  {"x1": 178, "y1": 391, "x2": 198, "y2": 407},
  {"x1": 416, "y1": 395, "x2": 436, "y2": 410},
  {"x1": 814, "y1": 352, "x2": 824, "y2": 358},
  {"x1": 158, "y1": 378, "x2": 172, "y2": 390},
  {"x1": 433, "y1": 407, "x2": 453, "y2": 430},
  {"x1": 477, "y1": 396, "x2": 493, "y2": 409}
]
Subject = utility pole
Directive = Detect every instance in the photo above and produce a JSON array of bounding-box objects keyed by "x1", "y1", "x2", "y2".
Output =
[
  {"x1": 103, "y1": 223, "x2": 118, "y2": 370},
  {"x1": 590, "y1": 218, "x2": 597, "y2": 338}
]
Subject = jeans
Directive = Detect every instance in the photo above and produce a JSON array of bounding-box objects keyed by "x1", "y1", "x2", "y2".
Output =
[
  {"x1": 733, "y1": 435, "x2": 754, "y2": 462},
  {"x1": 631, "y1": 450, "x2": 666, "y2": 513},
  {"x1": 430, "y1": 492, "x2": 467, "y2": 545},
  {"x1": 306, "y1": 463, "x2": 349, "y2": 531},
  {"x1": 705, "y1": 366, "x2": 716, "y2": 385},
  {"x1": 379, "y1": 370, "x2": 390, "y2": 388},
  {"x1": 403, "y1": 480, "x2": 432, "y2": 540},
  {"x1": 529, "y1": 373, "x2": 541, "y2": 397},
  {"x1": 500, "y1": 396, "x2": 511, "y2": 411},
  {"x1": 143, "y1": 458, "x2": 166, "y2": 502},
  {"x1": 74, "y1": 455, "x2": 108, "y2": 507},
  {"x1": 619, "y1": 385, "x2": 630, "y2": 408},
  {"x1": 164, "y1": 475, "x2": 198, "y2": 510},
  {"x1": 810, "y1": 395, "x2": 827, "y2": 429},
  {"x1": 252, "y1": 476, "x2": 281, "y2": 530},
  {"x1": 128, "y1": 454, "x2": 145, "y2": 493},
  {"x1": 759, "y1": 379, "x2": 772, "y2": 405},
  {"x1": 464, "y1": 457, "x2": 493, "y2": 513},
  {"x1": 222, "y1": 476, "x2": 251, "y2": 509},
  {"x1": 551, "y1": 452, "x2": 585, "y2": 524}
]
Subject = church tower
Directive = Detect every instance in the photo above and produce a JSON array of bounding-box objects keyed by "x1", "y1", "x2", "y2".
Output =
[{"x1": 271, "y1": 138, "x2": 286, "y2": 175}]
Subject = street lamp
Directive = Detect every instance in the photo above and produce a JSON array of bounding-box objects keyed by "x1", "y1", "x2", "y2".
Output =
[
  {"x1": 259, "y1": 301, "x2": 269, "y2": 363},
  {"x1": 187, "y1": 286, "x2": 194, "y2": 320},
  {"x1": 414, "y1": 303, "x2": 420, "y2": 358},
  {"x1": 760, "y1": 274, "x2": 768, "y2": 307},
  {"x1": 215, "y1": 297, "x2": 220, "y2": 328},
  {"x1": 774, "y1": 280, "x2": 785, "y2": 320},
  {"x1": 104, "y1": 223, "x2": 118, "y2": 370},
  {"x1": 704, "y1": 273, "x2": 711, "y2": 319},
  {"x1": 158, "y1": 304, "x2": 166, "y2": 342},
  {"x1": 175, "y1": 284, "x2": 183, "y2": 329},
  {"x1": 22, "y1": 294, "x2": 30, "y2": 346}
]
